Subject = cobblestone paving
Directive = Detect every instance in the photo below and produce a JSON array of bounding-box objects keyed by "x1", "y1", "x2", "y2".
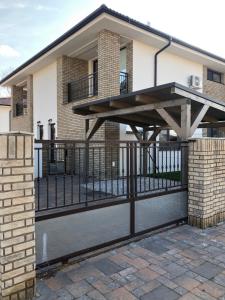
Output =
[{"x1": 35, "y1": 223, "x2": 225, "y2": 299}]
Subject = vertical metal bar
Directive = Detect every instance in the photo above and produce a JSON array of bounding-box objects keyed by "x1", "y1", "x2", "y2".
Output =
[
  {"x1": 55, "y1": 176, "x2": 57, "y2": 208},
  {"x1": 129, "y1": 142, "x2": 136, "y2": 236},
  {"x1": 63, "y1": 174, "x2": 66, "y2": 206},
  {"x1": 92, "y1": 147, "x2": 95, "y2": 202},
  {"x1": 78, "y1": 147, "x2": 81, "y2": 204},
  {"x1": 37, "y1": 148, "x2": 40, "y2": 211},
  {"x1": 110, "y1": 144, "x2": 113, "y2": 197},
  {"x1": 126, "y1": 143, "x2": 130, "y2": 199},
  {"x1": 98, "y1": 147, "x2": 101, "y2": 197}
]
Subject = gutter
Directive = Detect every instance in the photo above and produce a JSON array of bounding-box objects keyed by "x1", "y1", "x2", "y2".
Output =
[{"x1": 154, "y1": 37, "x2": 172, "y2": 86}]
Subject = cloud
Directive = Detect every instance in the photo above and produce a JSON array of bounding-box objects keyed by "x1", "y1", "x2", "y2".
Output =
[
  {"x1": 0, "y1": 45, "x2": 20, "y2": 58},
  {"x1": 34, "y1": 5, "x2": 58, "y2": 11}
]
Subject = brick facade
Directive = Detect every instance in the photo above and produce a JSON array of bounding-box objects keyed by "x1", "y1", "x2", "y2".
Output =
[
  {"x1": 0, "y1": 132, "x2": 35, "y2": 300},
  {"x1": 57, "y1": 30, "x2": 121, "y2": 141},
  {"x1": 11, "y1": 76, "x2": 33, "y2": 133},
  {"x1": 188, "y1": 138, "x2": 225, "y2": 228},
  {"x1": 203, "y1": 66, "x2": 225, "y2": 137},
  {"x1": 203, "y1": 66, "x2": 225, "y2": 101},
  {"x1": 57, "y1": 55, "x2": 89, "y2": 140}
]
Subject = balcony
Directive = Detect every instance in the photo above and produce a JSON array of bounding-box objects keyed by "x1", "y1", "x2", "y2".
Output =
[
  {"x1": 68, "y1": 72, "x2": 128, "y2": 102},
  {"x1": 15, "y1": 100, "x2": 27, "y2": 117}
]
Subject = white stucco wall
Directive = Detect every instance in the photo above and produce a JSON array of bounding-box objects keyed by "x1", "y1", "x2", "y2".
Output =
[
  {"x1": 33, "y1": 61, "x2": 57, "y2": 139},
  {"x1": 0, "y1": 106, "x2": 11, "y2": 132},
  {"x1": 132, "y1": 40, "x2": 203, "y2": 91},
  {"x1": 122, "y1": 40, "x2": 203, "y2": 139}
]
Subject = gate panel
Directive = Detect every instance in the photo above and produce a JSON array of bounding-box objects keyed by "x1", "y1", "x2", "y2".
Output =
[
  {"x1": 36, "y1": 203, "x2": 130, "y2": 265},
  {"x1": 135, "y1": 191, "x2": 188, "y2": 233}
]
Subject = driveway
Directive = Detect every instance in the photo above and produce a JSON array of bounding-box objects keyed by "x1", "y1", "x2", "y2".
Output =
[{"x1": 35, "y1": 223, "x2": 225, "y2": 299}]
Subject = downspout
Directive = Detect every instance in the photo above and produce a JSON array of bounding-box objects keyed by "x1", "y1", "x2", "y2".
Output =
[{"x1": 154, "y1": 36, "x2": 172, "y2": 86}]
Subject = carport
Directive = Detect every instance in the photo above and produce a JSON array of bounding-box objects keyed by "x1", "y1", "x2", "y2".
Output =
[{"x1": 73, "y1": 82, "x2": 225, "y2": 141}]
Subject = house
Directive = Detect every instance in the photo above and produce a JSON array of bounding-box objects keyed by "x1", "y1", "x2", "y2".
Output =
[
  {"x1": 0, "y1": 5, "x2": 225, "y2": 142},
  {"x1": 0, "y1": 97, "x2": 11, "y2": 132}
]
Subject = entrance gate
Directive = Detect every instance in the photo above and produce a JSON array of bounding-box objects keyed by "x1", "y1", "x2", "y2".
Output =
[{"x1": 35, "y1": 140, "x2": 188, "y2": 267}]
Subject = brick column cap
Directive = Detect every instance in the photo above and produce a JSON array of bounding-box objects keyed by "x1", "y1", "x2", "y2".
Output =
[{"x1": 0, "y1": 131, "x2": 34, "y2": 136}]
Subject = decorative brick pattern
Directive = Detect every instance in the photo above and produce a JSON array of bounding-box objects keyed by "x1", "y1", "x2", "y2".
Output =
[
  {"x1": 0, "y1": 132, "x2": 35, "y2": 300},
  {"x1": 188, "y1": 138, "x2": 225, "y2": 228},
  {"x1": 11, "y1": 76, "x2": 33, "y2": 133}
]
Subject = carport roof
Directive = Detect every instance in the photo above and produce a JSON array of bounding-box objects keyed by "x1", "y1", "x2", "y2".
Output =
[
  {"x1": 73, "y1": 82, "x2": 225, "y2": 126},
  {"x1": 73, "y1": 82, "x2": 225, "y2": 140}
]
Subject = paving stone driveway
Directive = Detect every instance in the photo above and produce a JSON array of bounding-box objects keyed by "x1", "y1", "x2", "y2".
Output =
[{"x1": 35, "y1": 223, "x2": 225, "y2": 300}]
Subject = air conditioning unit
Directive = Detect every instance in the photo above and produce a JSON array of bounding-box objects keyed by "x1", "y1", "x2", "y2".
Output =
[{"x1": 189, "y1": 75, "x2": 202, "y2": 89}]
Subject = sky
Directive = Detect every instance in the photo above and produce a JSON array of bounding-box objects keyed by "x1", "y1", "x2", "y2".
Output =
[{"x1": 0, "y1": 0, "x2": 225, "y2": 95}]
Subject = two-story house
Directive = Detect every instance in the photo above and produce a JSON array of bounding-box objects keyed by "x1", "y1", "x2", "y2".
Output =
[{"x1": 1, "y1": 5, "x2": 225, "y2": 141}]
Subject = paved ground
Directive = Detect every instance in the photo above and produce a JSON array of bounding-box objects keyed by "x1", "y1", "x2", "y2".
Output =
[{"x1": 35, "y1": 223, "x2": 225, "y2": 300}]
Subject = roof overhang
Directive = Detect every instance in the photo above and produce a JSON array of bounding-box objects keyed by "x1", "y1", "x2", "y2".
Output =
[
  {"x1": 1, "y1": 5, "x2": 225, "y2": 86},
  {"x1": 73, "y1": 82, "x2": 225, "y2": 139}
]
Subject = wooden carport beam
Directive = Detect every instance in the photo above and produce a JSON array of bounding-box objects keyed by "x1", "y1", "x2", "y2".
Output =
[
  {"x1": 85, "y1": 118, "x2": 105, "y2": 140},
  {"x1": 85, "y1": 98, "x2": 188, "y2": 120},
  {"x1": 156, "y1": 108, "x2": 182, "y2": 137},
  {"x1": 130, "y1": 125, "x2": 143, "y2": 141},
  {"x1": 135, "y1": 95, "x2": 159, "y2": 104},
  {"x1": 181, "y1": 102, "x2": 191, "y2": 140},
  {"x1": 190, "y1": 104, "x2": 209, "y2": 136}
]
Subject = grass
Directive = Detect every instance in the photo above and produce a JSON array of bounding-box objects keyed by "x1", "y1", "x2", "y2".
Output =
[{"x1": 150, "y1": 171, "x2": 181, "y2": 181}]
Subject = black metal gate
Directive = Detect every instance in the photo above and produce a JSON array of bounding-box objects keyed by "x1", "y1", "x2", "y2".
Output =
[{"x1": 35, "y1": 140, "x2": 188, "y2": 268}]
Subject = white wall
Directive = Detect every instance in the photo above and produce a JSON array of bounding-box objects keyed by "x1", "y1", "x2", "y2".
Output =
[
  {"x1": 122, "y1": 40, "x2": 203, "y2": 139},
  {"x1": 0, "y1": 106, "x2": 11, "y2": 132},
  {"x1": 132, "y1": 40, "x2": 203, "y2": 91},
  {"x1": 33, "y1": 61, "x2": 57, "y2": 139}
]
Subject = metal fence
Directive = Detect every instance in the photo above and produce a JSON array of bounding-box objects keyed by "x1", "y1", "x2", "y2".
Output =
[{"x1": 34, "y1": 140, "x2": 187, "y2": 217}]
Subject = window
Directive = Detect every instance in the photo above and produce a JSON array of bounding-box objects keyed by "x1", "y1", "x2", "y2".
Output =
[{"x1": 207, "y1": 69, "x2": 223, "y2": 84}]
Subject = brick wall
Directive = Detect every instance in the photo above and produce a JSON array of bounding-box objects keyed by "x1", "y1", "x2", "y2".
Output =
[
  {"x1": 57, "y1": 30, "x2": 121, "y2": 141},
  {"x1": 11, "y1": 76, "x2": 33, "y2": 133},
  {"x1": 57, "y1": 55, "x2": 88, "y2": 140},
  {"x1": 203, "y1": 66, "x2": 225, "y2": 101},
  {"x1": 188, "y1": 138, "x2": 225, "y2": 228},
  {"x1": 203, "y1": 66, "x2": 225, "y2": 137},
  {"x1": 0, "y1": 132, "x2": 35, "y2": 300}
]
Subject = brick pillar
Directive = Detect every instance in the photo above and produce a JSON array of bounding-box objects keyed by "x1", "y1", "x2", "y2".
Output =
[
  {"x1": 11, "y1": 75, "x2": 33, "y2": 133},
  {"x1": 0, "y1": 132, "x2": 35, "y2": 300},
  {"x1": 12, "y1": 86, "x2": 23, "y2": 117},
  {"x1": 98, "y1": 30, "x2": 121, "y2": 176},
  {"x1": 188, "y1": 138, "x2": 225, "y2": 228}
]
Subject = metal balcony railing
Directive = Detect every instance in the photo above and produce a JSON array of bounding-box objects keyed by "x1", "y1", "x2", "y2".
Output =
[
  {"x1": 68, "y1": 71, "x2": 129, "y2": 102},
  {"x1": 120, "y1": 71, "x2": 128, "y2": 94},
  {"x1": 68, "y1": 73, "x2": 98, "y2": 102}
]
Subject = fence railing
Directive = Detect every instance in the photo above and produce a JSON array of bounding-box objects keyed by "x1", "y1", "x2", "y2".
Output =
[{"x1": 34, "y1": 140, "x2": 187, "y2": 214}]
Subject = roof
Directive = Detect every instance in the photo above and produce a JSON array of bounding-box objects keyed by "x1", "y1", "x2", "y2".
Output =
[
  {"x1": 1, "y1": 4, "x2": 225, "y2": 85},
  {"x1": 0, "y1": 97, "x2": 11, "y2": 106},
  {"x1": 73, "y1": 82, "x2": 225, "y2": 128}
]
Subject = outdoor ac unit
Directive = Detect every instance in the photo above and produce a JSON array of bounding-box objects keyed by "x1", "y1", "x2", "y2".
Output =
[{"x1": 189, "y1": 75, "x2": 202, "y2": 89}]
